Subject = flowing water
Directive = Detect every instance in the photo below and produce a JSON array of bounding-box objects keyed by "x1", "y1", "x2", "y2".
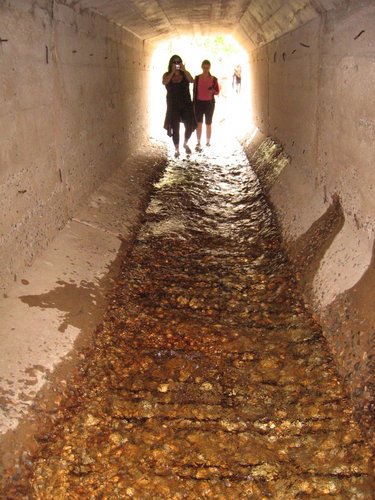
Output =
[{"x1": 14, "y1": 140, "x2": 373, "y2": 497}]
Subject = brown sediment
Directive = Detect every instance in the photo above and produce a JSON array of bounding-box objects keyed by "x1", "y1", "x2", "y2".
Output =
[{"x1": 1, "y1": 142, "x2": 373, "y2": 497}]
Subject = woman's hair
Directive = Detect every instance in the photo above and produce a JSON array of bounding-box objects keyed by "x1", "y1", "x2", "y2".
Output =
[
  {"x1": 168, "y1": 54, "x2": 182, "y2": 73},
  {"x1": 201, "y1": 59, "x2": 211, "y2": 67}
]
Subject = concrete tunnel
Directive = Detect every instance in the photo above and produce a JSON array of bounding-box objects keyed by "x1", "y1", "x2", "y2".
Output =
[{"x1": 1, "y1": 0, "x2": 374, "y2": 490}]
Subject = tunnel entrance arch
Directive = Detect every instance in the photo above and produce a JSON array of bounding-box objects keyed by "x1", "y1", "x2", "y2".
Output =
[{"x1": 149, "y1": 34, "x2": 252, "y2": 145}]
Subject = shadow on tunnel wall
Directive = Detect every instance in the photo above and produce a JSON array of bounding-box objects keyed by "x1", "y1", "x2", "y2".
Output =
[
  {"x1": 321, "y1": 241, "x2": 375, "y2": 443},
  {"x1": 247, "y1": 138, "x2": 375, "y2": 444},
  {"x1": 243, "y1": 132, "x2": 375, "y2": 446},
  {"x1": 290, "y1": 193, "x2": 375, "y2": 446},
  {"x1": 242, "y1": 0, "x2": 375, "y2": 447}
]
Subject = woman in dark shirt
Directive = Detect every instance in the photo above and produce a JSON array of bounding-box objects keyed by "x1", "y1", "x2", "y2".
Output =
[{"x1": 163, "y1": 55, "x2": 196, "y2": 157}]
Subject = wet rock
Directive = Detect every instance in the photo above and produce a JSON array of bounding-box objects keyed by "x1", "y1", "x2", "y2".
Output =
[
  {"x1": 157, "y1": 384, "x2": 169, "y2": 393},
  {"x1": 200, "y1": 382, "x2": 213, "y2": 391}
]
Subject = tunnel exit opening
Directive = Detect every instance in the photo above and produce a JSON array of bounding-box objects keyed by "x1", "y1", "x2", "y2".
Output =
[{"x1": 148, "y1": 34, "x2": 252, "y2": 149}]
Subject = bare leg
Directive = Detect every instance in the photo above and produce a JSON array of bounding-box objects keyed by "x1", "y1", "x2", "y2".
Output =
[
  {"x1": 206, "y1": 124, "x2": 212, "y2": 146},
  {"x1": 196, "y1": 122, "x2": 203, "y2": 145},
  {"x1": 174, "y1": 139, "x2": 180, "y2": 157},
  {"x1": 182, "y1": 128, "x2": 191, "y2": 154}
]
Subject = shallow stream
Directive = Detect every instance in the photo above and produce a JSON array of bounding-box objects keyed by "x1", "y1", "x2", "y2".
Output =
[{"x1": 14, "y1": 141, "x2": 374, "y2": 497}]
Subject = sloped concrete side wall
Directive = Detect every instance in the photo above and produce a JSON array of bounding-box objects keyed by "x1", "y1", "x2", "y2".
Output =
[
  {"x1": 248, "y1": 2, "x2": 375, "y2": 438},
  {"x1": 0, "y1": 1, "x2": 150, "y2": 294}
]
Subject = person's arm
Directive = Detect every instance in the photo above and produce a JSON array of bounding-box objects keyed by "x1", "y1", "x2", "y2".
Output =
[
  {"x1": 180, "y1": 63, "x2": 194, "y2": 83},
  {"x1": 193, "y1": 76, "x2": 198, "y2": 101},
  {"x1": 162, "y1": 71, "x2": 173, "y2": 85},
  {"x1": 212, "y1": 77, "x2": 220, "y2": 96}
]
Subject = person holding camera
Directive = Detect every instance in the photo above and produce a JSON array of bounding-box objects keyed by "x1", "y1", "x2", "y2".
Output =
[
  {"x1": 163, "y1": 55, "x2": 196, "y2": 157},
  {"x1": 193, "y1": 60, "x2": 220, "y2": 150}
]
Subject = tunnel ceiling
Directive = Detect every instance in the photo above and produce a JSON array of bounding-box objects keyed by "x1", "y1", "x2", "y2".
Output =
[{"x1": 73, "y1": 0, "x2": 345, "y2": 47}]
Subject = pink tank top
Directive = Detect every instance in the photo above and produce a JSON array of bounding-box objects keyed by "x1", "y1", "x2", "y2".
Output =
[{"x1": 197, "y1": 76, "x2": 215, "y2": 101}]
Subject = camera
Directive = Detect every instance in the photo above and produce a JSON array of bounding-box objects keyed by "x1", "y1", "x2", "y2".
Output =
[{"x1": 175, "y1": 64, "x2": 180, "y2": 69}]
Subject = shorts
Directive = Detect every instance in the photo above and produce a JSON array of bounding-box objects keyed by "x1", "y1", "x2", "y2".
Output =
[{"x1": 194, "y1": 100, "x2": 215, "y2": 125}]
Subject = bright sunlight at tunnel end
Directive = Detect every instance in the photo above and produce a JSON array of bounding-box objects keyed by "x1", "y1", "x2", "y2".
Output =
[{"x1": 149, "y1": 34, "x2": 253, "y2": 145}]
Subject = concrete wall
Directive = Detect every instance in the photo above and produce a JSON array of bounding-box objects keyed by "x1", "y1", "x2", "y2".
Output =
[
  {"x1": 0, "y1": 0, "x2": 151, "y2": 295},
  {"x1": 247, "y1": 1, "x2": 375, "y2": 438}
]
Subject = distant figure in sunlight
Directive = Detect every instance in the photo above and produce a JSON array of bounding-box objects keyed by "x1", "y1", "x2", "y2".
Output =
[
  {"x1": 163, "y1": 55, "x2": 196, "y2": 157},
  {"x1": 193, "y1": 60, "x2": 220, "y2": 150},
  {"x1": 232, "y1": 64, "x2": 242, "y2": 94}
]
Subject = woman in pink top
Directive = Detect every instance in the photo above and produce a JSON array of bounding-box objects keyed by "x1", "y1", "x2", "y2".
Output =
[{"x1": 193, "y1": 60, "x2": 220, "y2": 150}]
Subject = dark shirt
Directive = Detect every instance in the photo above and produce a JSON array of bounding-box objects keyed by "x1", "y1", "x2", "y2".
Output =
[{"x1": 165, "y1": 73, "x2": 192, "y2": 107}]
